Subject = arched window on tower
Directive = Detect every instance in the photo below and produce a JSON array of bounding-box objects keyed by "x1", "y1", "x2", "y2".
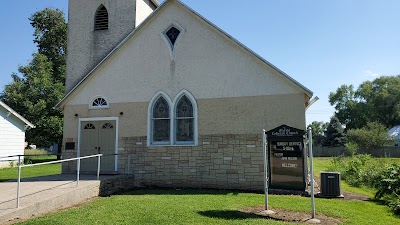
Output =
[{"x1": 94, "y1": 5, "x2": 109, "y2": 31}]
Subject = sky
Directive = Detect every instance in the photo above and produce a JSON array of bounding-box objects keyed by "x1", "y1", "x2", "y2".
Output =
[{"x1": 0, "y1": 0, "x2": 399, "y2": 125}]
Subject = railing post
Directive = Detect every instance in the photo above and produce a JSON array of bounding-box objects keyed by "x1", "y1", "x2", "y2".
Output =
[
  {"x1": 97, "y1": 155, "x2": 101, "y2": 180},
  {"x1": 76, "y1": 158, "x2": 81, "y2": 187},
  {"x1": 17, "y1": 155, "x2": 21, "y2": 208},
  {"x1": 128, "y1": 155, "x2": 131, "y2": 175}
]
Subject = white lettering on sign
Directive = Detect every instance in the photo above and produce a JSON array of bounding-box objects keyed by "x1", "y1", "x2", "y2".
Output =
[
  {"x1": 282, "y1": 157, "x2": 298, "y2": 161},
  {"x1": 282, "y1": 163, "x2": 297, "y2": 168},
  {"x1": 277, "y1": 142, "x2": 288, "y2": 146},
  {"x1": 271, "y1": 127, "x2": 299, "y2": 137},
  {"x1": 274, "y1": 153, "x2": 283, "y2": 157},
  {"x1": 289, "y1": 142, "x2": 302, "y2": 146},
  {"x1": 283, "y1": 147, "x2": 294, "y2": 151}
]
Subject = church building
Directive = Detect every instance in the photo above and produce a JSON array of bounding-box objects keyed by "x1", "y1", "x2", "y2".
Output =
[{"x1": 57, "y1": 0, "x2": 313, "y2": 191}]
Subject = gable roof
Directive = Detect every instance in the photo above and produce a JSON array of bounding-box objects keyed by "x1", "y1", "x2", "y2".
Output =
[
  {"x1": 56, "y1": 0, "x2": 313, "y2": 108},
  {"x1": 150, "y1": 0, "x2": 160, "y2": 7},
  {"x1": 0, "y1": 101, "x2": 35, "y2": 129}
]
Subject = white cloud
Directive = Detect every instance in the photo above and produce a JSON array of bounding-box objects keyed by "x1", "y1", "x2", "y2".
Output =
[{"x1": 364, "y1": 70, "x2": 380, "y2": 78}]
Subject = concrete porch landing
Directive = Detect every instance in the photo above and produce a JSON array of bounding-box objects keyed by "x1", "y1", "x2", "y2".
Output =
[{"x1": 0, "y1": 174, "x2": 132, "y2": 224}]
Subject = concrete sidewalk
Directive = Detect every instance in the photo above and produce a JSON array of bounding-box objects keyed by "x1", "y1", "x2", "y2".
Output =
[{"x1": 0, "y1": 174, "x2": 109, "y2": 224}]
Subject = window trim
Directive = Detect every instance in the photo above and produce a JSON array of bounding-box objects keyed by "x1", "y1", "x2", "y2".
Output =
[
  {"x1": 147, "y1": 90, "x2": 198, "y2": 146},
  {"x1": 89, "y1": 96, "x2": 110, "y2": 109},
  {"x1": 161, "y1": 22, "x2": 185, "y2": 60},
  {"x1": 147, "y1": 91, "x2": 173, "y2": 146},
  {"x1": 173, "y1": 91, "x2": 198, "y2": 145}
]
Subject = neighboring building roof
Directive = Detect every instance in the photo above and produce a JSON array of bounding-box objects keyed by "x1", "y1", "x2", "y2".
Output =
[
  {"x1": 0, "y1": 101, "x2": 35, "y2": 129},
  {"x1": 388, "y1": 125, "x2": 400, "y2": 140},
  {"x1": 56, "y1": 0, "x2": 313, "y2": 108}
]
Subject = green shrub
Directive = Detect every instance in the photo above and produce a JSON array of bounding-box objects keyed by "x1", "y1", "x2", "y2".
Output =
[
  {"x1": 375, "y1": 164, "x2": 400, "y2": 215},
  {"x1": 330, "y1": 155, "x2": 400, "y2": 215},
  {"x1": 345, "y1": 142, "x2": 358, "y2": 156}
]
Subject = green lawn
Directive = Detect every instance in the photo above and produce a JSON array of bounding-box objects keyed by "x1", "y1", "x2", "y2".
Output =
[
  {"x1": 19, "y1": 189, "x2": 400, "y2": 225},
  {"x1": 0, "y1": 150, "x2": 61, "y2": 182},
  {"x1": 3, "y1": 157, "x2": 399, "y2": 224}
]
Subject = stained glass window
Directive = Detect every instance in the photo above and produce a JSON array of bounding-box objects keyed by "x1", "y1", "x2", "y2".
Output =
[
  {"x1": 166, "y1": 27, "x2": 181, "y2": 46},
  {"x1": 152, "y1": 97, "x2": 170, "y2": 143},
  {"x1": 91, "y1": 97, "x2": 108, "y2": 108},
  {"x1": 175, "y1": 96, "x2": 193, "y2": 142}
]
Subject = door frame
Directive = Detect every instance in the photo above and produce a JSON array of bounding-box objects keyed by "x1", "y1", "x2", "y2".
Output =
[{"x1": 78, "y1": 117, "x2": 119, "y2": 172}]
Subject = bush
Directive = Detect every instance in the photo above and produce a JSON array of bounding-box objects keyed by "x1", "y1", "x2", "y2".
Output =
[
  {"x1": 347, "y1": 122, "x2": 393, "y2": 148},
  {"x1": 345, "y1": 142, "x2": 358, "y2": 156},
  {"x1": 375, "y1": 164, "x2": 400, "y2": 215},
  {"x1": 330, "y1": 155, "x2": 400, "y2": 215}
]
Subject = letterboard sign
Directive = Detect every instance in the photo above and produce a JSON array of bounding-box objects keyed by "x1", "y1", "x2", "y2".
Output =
[{"x1": 266, "y1": 125, "x2": 306, "y2": 191}]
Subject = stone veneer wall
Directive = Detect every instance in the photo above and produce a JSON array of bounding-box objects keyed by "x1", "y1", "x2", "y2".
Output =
[
  {"x1": 62, "y1": 134, "x2": 265, "y2": 191},
  {"x1": 121, "y1": 134, "x2": 264, "y2": 191}
]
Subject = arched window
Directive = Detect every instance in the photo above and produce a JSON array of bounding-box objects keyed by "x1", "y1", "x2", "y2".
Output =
[
  {"x1": 95, "y1": 5, "x2": 109, "y2": 31},
  {"x1": 151, "y1": 96, "x2": 170, "y2": 144},
  {"x1": 84, "y1": 123, "x2": 96, "y2": 130},
  {"x1": 175, "y1": 96, "x2": 194, "y2": 143},
  {"x1": 102, "y1": 123, "x2": 114, "y2": 129},
  {"x1": 90, "y1": 96, "x2": 109, "y2": 109},
  {"x1": 147, "y1": 90, "x2": 197, "y2": 146}
]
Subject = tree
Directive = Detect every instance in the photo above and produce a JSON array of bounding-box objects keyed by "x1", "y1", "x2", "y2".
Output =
[
  {"x1": 0, "y1": 8, "x2": 67, "y2": 148},
  {"x1": 347, "y1": 122, "x2": 394, "y2": 149},
  {"x1": 30, "y1": 8, "x2": 67, "y2": 84},
  {"x1": 307, "y1": 121, "x2": 328, "y2": 146},
  {"x1": 329, "y1": 76, "x2": 400, "y2": 130},
  {"x1": 323, "y1": 116, "x2": 347, "y2": 147}
]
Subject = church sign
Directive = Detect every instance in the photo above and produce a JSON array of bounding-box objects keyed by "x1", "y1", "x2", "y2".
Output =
[{"x1": 265, "y1": 125, "x2": 306, "y2": 191}]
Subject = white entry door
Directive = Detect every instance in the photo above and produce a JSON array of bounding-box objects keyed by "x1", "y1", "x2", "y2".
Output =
[{"x1": 79, "y1": 120, "x2": 117, "y2": 174}]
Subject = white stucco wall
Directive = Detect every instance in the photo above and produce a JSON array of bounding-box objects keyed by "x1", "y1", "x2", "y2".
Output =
[
  {"x1": 66, "y1": 0, "x2": 138, "y2": 92},
  {"x1": 0, "y1": 107, "x2": 25, "y2": 168},
  {"x1": 136, "y1": 0, "x2": 157, "y2": 27},
  {"x1": 65, "y1": 0, "x2": 308, "y2": 106}
]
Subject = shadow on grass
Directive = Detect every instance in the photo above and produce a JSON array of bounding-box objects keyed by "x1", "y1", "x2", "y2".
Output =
[
  {"x1": 197, "y1": 210, "x2": 265, "y2": 220},
  {"x1": 367, "y1": 198, "x2": 387, "y2": 205},
  {"x1": 116, "y1": 188, "x2": 243, "y2": 196}
]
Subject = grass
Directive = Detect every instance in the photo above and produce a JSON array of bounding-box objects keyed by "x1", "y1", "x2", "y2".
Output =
[
  {"x1": 0, "y1": 149, "x2": 61, "y2": 182},
  {"x1": 18, "y1": 189, "x2": 400, "y2": 225},
  {"x1": 2, "y1": 156, "x2": 399, "y2": 224}
]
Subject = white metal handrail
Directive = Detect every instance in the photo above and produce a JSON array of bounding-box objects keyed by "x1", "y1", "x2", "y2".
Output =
[{"x1": 16, "y1": 154, "x2": 103, "y2": 208}]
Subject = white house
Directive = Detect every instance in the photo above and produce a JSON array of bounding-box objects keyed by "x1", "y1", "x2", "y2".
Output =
[
  {"x1": 57, "y1": 0, "x2": 314, "y2": 191},
  {"x1": 388, "y1": 125, "x2": 400, "y2": 146},
  {"x1": 0, "y1": 101, "x2": 35, "y2": 168}
]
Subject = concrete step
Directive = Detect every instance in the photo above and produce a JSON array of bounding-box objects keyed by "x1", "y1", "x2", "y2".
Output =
[{"x1": 0, "y1": 174, "x2": 135, "y2": 224}]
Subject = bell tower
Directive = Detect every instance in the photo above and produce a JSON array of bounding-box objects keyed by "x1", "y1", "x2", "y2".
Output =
[{"x1": 66, "y1": 0, "x2": 157, "y2": 92}]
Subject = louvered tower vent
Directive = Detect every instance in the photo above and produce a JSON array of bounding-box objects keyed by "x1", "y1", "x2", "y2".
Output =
[{"x1": 95, "y1": 5, "x2": 109, "y2": 30}]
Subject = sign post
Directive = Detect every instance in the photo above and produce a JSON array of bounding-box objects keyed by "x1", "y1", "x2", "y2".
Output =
[
  {"x1": 307, "y1": 127, "x2": 320, "y2": 223},
  {"x1": 263, "y1": 130, "x2": 275, "y2": 214},
  {"x1": 263, "y1": 130, "x2": 268, "y2": 210}
]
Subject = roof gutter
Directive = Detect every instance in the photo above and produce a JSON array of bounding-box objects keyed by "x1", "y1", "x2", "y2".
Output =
[{"x1": 305, "y1": 96, "x2": 319, "y2": 110}]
